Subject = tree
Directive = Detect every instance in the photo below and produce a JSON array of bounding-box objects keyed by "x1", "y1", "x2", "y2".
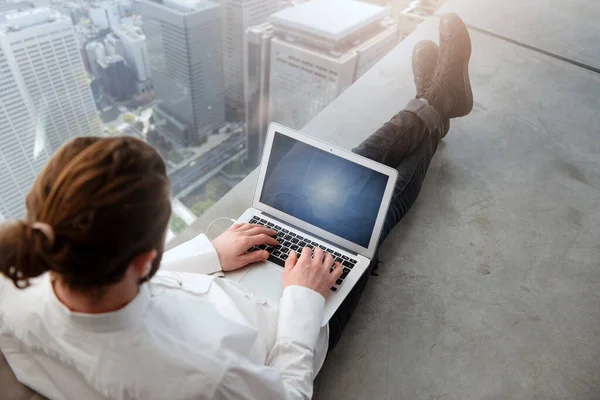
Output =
[
  {"x1": 191, "y1": 136, "x2": 207, "y2": 147},
  {"x1": 191, "y1": 199, "x2": 216, "y2": 216},
  {"x1": 123, "y1": 113, "x2": 136, "y2": 124},
  {"x1": 167, "y1": 151, "x2": 183, "y2": 164},
  {"x1": 106, "y1": 124, "x2": 119, "y2": 136},
  {"x1": 205, "y1": 179, "x2": 220, "y2": 198},
  {"x1": 169, "y1": 214, "x2": 187, "y2": 234}
]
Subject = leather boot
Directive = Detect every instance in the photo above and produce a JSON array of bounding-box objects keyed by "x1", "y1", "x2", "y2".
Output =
[
  {"x1": 423, "y1": 13, "x2": 473, "y2": 119},
  {"x1": 412, "y1": 40, "x2": 451, "y2": 138}
]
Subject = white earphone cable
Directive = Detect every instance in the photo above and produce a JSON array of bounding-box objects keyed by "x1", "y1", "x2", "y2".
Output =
[{"x1": 206, "y1": 217, "x2": 237, "y2": 239}]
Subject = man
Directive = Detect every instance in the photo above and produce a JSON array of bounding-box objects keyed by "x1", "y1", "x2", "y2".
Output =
[{"x1": 0, "y1": 13, "x2": 472, "y2": 400}]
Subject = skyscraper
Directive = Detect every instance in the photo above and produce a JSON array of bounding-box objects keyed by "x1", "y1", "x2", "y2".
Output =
[
  {"x1": 89, "y1": 2, "x2": 121, "y2": 29},
  {"x1": 0, "y1": 8, "x2": 101, "y2": 220},
  {"x1": 244, "y1": 22, "x2": 274, "y2": 166},
  {"x1": 97, "y1": 54, "x2": 136, "y2": 100},
  {"x1": 221, "y1": 0, "x2": 284, "y2": 119},
  {"x1": 135, "y1": 0, "x2": 225, "y2": 146},
  {"x1": 268, "y1": 0, "x2": 397, "y2": 130},
  {"x1": 243, "y1": 0, "x2": 397, "y2": 165},
  {"x1": 113, "y1": 24, "x2": 152, "y2": 90}
]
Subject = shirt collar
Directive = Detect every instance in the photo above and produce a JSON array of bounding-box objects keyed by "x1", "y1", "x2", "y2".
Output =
[{"x1": 45, "y1": 277, "x2": 151, "y2": 333}]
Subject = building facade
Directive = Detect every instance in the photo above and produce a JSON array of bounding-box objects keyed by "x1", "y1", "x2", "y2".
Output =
[
  {"x1": 85, "y1": 40, "x2": 105, "y2": 77},
  {"x1": 268, "y1": 0, "x2": 397, "y2": 130},
  {"x1": 244, "y1": 0, "x2": 397, "y2": 165},
  {"x1": 220, "y1": 0, "x2": 284, "y2": 119},
  {"x1": 113, "y1": 24, "x2": 151, "y2": 82},
  {"x1": 135, "y1": 0, "x2": 225, "y2": 146},
  {"x1": 97, "y1": 54, "x2": 136, "y2": 100},
  {"x1": 89, "y1": 2, "x2": 121, "y2": 29},
  {"x1": 0, "y1": 8, "x2": 101, "y2": 220},
  {"x1": 243, "y1": 22, "x2": 274, "y2": 166}
]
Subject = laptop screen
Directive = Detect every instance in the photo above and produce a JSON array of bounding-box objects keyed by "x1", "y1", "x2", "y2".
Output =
[{"x1": 260, "y1": 132, "x2": 389, "y2": 248}]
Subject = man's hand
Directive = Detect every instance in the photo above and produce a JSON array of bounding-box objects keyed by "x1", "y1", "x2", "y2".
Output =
[
  {"x1": 283, "y1": 247, "x2": 343, "y2": 298},
  {"x1": 211, "y1": 223, "x2": 278, "y2": 272}
]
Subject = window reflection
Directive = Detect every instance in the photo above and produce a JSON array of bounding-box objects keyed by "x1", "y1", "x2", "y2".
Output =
[{"x1": 0, "y1": 0, "x2": 446, "y2": 239}]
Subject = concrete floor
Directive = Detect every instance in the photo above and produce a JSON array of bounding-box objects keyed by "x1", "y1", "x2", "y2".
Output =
[
  {"x1": 175, "y1": 1, "x2": 600, "y2": 398},
  {"x1": 439, "y1": 0, "x2": 600, "y2": 70}
]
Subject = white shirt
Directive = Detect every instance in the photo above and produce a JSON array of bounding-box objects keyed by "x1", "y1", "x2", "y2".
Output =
[{"x1": 0, "y1": 234, "x2": 329, "y2": 400}]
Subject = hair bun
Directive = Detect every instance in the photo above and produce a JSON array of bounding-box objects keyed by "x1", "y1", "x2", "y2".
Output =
[
  {"x1": 31, "y1": 222, "x2": 55, "y2": 248},
  {"x1": 0, "y1": 220, "x2": 52, "y2": 288}
]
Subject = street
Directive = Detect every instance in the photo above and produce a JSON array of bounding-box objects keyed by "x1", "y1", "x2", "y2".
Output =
[{"x1": 169, "y1": 134, "x2": 246, "y2": 196}]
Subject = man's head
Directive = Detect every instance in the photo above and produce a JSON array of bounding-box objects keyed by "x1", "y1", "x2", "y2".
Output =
[{"x1": 0, "y1": 136, "x2": 171, "y2": 292}]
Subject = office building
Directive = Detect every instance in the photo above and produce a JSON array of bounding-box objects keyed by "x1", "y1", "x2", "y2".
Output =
[
  {"x1": 85, "y1": 40, "x2": 105, "y2": 77},
  {"x1": 113, "y1": 24, "x2": 151, "y2": 82},
  {"x1": 243, "y1": 0, "x2": 397, "y2": 165},
  {"x1": 117, "y1": 0, "x2": 134, "y2": 17},
  {"x1": 135, "y1": 0, "x2": 225, "y2": 146},
  {"x1": 269, "y1": 0, "x2": 397, "y2": 129},
  {"x1": 97, "y1": 54, "x2": 136, "y2": 100},
  {"x1": 85, "y1": 29, "x2": 152, "y2": 95},
  {"x1": 89, "y1": 2, "x2": 121, "y2": 29},
  {"x1": 220, "y1": 0, "x2": 284, "y2": 118},
  {"x1": 0, "y1": 2, "x2": 33, "y2": 15},
  {"x1": 244, "y1": 22, "x2": 274, "y2": 166},
  {"x1": 393, "y1": 0, "x2": 441, "y2": 39},
  {"x1": 0, "y1": 8, "x2": 101, "y2": 220},
  {"x1": 103, "y1": 33, "x2": 122, "y2": 56}
]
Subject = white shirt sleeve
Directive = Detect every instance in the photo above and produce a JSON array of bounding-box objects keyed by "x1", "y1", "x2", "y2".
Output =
[
  {"x1": 216, "y1": 286, "x2": 325, "y2": 399},
  {"x1": 160, "y1": 234, "x2": 224, "y2": 276}
]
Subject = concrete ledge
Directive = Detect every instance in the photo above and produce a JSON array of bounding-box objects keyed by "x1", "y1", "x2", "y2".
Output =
[{"x1": 439, "y1": 0, "x2": 600, "y2": 70}]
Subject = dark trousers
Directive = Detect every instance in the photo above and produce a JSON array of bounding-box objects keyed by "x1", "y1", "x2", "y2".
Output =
[{"x1": 327, "y1": 99, "x2": 444, "y2": 350}]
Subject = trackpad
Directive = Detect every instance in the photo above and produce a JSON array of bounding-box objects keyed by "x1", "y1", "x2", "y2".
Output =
[{"x1": 240, "y1": 264, "x2": 284, "y2": 303}]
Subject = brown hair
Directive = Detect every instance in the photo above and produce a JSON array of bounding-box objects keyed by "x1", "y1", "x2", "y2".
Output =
[{"x1": 0, "y1": 136, "x2": 171, "y2": 290}]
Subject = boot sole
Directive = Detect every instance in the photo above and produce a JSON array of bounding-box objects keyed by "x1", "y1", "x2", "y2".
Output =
[{"x1": 456, "y1": 16, "x2": 473, "y2": 117}]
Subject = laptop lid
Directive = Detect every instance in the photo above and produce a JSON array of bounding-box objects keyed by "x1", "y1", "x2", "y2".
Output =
[{"x1": 252, "y1": 123, "x2": 398, "y2": 260}]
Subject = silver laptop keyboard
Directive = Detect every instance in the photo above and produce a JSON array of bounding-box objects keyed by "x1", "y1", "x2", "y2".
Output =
[{"x1": 247, "y1": 216, "x2": 358, "y2": 292}]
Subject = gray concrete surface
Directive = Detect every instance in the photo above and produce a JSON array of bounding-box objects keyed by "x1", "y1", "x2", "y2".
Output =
[
  {"x1": 439, "y1": 0, "x2": 600, "y2": 70},
  {"x1": 171, "y1": 5, "x2": 600, "y2": 399}
]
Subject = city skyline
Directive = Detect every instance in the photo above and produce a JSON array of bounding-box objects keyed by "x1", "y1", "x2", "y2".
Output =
[
  {"x1": 0, "y1": 0, "x2": 440, "y2": 233},
  {"x1": 0, "y1": 7, "x2": 100, "y2": 220}
]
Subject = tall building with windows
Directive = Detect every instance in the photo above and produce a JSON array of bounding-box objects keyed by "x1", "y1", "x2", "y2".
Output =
[
  {"x1": 135, "y1": 0, "x2": 225, "y2": 146},
  {"x1": 89, "y1": 2, "x2": 121, "y2": 29},
  {"x1": 243, "y1": 0, "x2": 397, "y2": 165},
  {"x1": 113, "y1": 24, "x2": 151, "y2": 82},
  {"x1": 97, "y1": 54, "x2": 136, "y2": 100},
  {"x1": 221, "y1": 0, "x2": 284, "y2": 119},
  {"x1": 0, "y1": 8, "x2": 101, "y2": 220},
  {"x1": 269, "y1": 0, "x2": 397, "y2": 130},
  {"x1": 244, "y1": 22, "x2": 274, "y2": 166}
]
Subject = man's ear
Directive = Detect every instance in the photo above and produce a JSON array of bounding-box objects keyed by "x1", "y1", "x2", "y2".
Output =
[{"x1": 130, "y1": 250, "x2": 158, "y2": 279}]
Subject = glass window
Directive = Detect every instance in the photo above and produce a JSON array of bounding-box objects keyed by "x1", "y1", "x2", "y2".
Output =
[{"x1": 0, "y1": 0, "x2": 445, "y2": 242}]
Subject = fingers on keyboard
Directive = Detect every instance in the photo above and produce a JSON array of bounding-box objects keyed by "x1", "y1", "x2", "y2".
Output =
[{"x1": 250, "y1": 216, "x2": 358, "y2": 291}]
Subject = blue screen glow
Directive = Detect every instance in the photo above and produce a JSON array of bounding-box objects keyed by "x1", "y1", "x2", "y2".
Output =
[{"x1": 260, "y1": 132, "x2": 388, "y2": 248}]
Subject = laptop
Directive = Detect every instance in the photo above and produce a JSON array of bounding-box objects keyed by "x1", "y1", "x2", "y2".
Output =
[{"x1": 226, "y1": 122, "x2": 398, "y2": 325}]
